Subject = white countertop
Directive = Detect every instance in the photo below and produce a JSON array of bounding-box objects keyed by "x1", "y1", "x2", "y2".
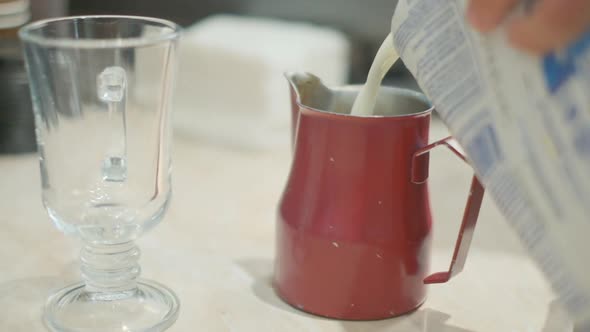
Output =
[{"x1": 0, "y1": 120, "x2": 574, "y2": 331}]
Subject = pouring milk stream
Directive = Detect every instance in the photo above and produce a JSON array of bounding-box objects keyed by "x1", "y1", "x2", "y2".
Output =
[
  {"x1": 349, "y1": 33, "x2": 398, "y2": 116},
  {"x1": 351, "y1": 0, "x2": 590, "y2": 327}
]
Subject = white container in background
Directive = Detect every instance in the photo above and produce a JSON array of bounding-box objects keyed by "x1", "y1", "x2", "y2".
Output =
[{"x1": 172, "y1": 15, "x2": 350, "y2": 149}]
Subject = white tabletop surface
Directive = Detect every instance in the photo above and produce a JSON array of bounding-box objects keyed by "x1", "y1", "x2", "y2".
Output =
[{"x1": 0, "y1": 120, "x2": 575, "y2": 331}]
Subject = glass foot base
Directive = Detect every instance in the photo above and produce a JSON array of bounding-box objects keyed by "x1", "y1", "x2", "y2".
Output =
[{"x1": 44, "y1": 279, "x2": 179, "y2": 332}]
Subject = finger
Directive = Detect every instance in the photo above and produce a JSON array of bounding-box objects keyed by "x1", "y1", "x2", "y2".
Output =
[
  {"x1": 467, "y1": 0, "x2": 520, "y2": 32},
  {"x1": 508, "y1": 0, "x2": 590, "y2": 54}
]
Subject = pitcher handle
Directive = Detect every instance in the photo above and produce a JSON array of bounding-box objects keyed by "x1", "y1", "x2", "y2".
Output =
[{"x1": 411, "y1": 136, "x2": 485, "y2": 284}]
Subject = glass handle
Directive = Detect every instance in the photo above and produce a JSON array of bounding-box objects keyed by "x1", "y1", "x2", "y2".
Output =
[{"x1": 98, "y1": 66, "x2": 128, "y2": 182}]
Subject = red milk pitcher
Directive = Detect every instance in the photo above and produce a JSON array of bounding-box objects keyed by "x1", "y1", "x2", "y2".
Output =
[{"x1": 274, "y1": 72, "x2": 485, "y2": 320}]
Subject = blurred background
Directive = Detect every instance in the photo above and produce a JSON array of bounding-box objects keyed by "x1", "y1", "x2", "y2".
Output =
[
  {"x1": 2, "y1": 0, "x2": 421, "y2": 153},
  {"x1": 65, "y1": 0, "x2": 414, "y2": 84}
]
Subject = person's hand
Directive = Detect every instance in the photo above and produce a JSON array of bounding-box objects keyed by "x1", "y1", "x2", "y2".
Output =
[{"x1": 467, "y1": 0, "x2": 590, "y2": 54}]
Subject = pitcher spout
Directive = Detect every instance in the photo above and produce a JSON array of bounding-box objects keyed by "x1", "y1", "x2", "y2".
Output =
[
  {"x1": 285, "y1": 72, "x2": 336, "y2": 144},
  {"x1": 285, "y1": 72, "x2": 334, "y2": 112}
]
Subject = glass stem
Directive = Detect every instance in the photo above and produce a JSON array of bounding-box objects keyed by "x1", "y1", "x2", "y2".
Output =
[{"x1": 80, "y1": 241, "x2": 140, "y2": 296}]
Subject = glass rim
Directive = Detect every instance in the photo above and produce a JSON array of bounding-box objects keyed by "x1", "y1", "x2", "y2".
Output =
[{"x1": 18, "y1": 15, "x2": 181, "y2": 48}]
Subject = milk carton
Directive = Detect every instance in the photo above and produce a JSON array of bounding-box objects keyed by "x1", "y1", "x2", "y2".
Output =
[{"x1": 390, "y1": 0, "x2": 590, "y2": 327}]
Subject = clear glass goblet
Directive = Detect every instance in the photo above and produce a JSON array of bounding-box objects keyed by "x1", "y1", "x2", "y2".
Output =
[{"x1": 19, "y1": 16, "x2": 181, "y2": 332}]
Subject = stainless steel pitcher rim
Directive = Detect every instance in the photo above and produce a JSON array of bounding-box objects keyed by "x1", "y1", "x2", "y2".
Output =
[{"x1": 286, "y1": 71, "x2": 434, "y2": 120}]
